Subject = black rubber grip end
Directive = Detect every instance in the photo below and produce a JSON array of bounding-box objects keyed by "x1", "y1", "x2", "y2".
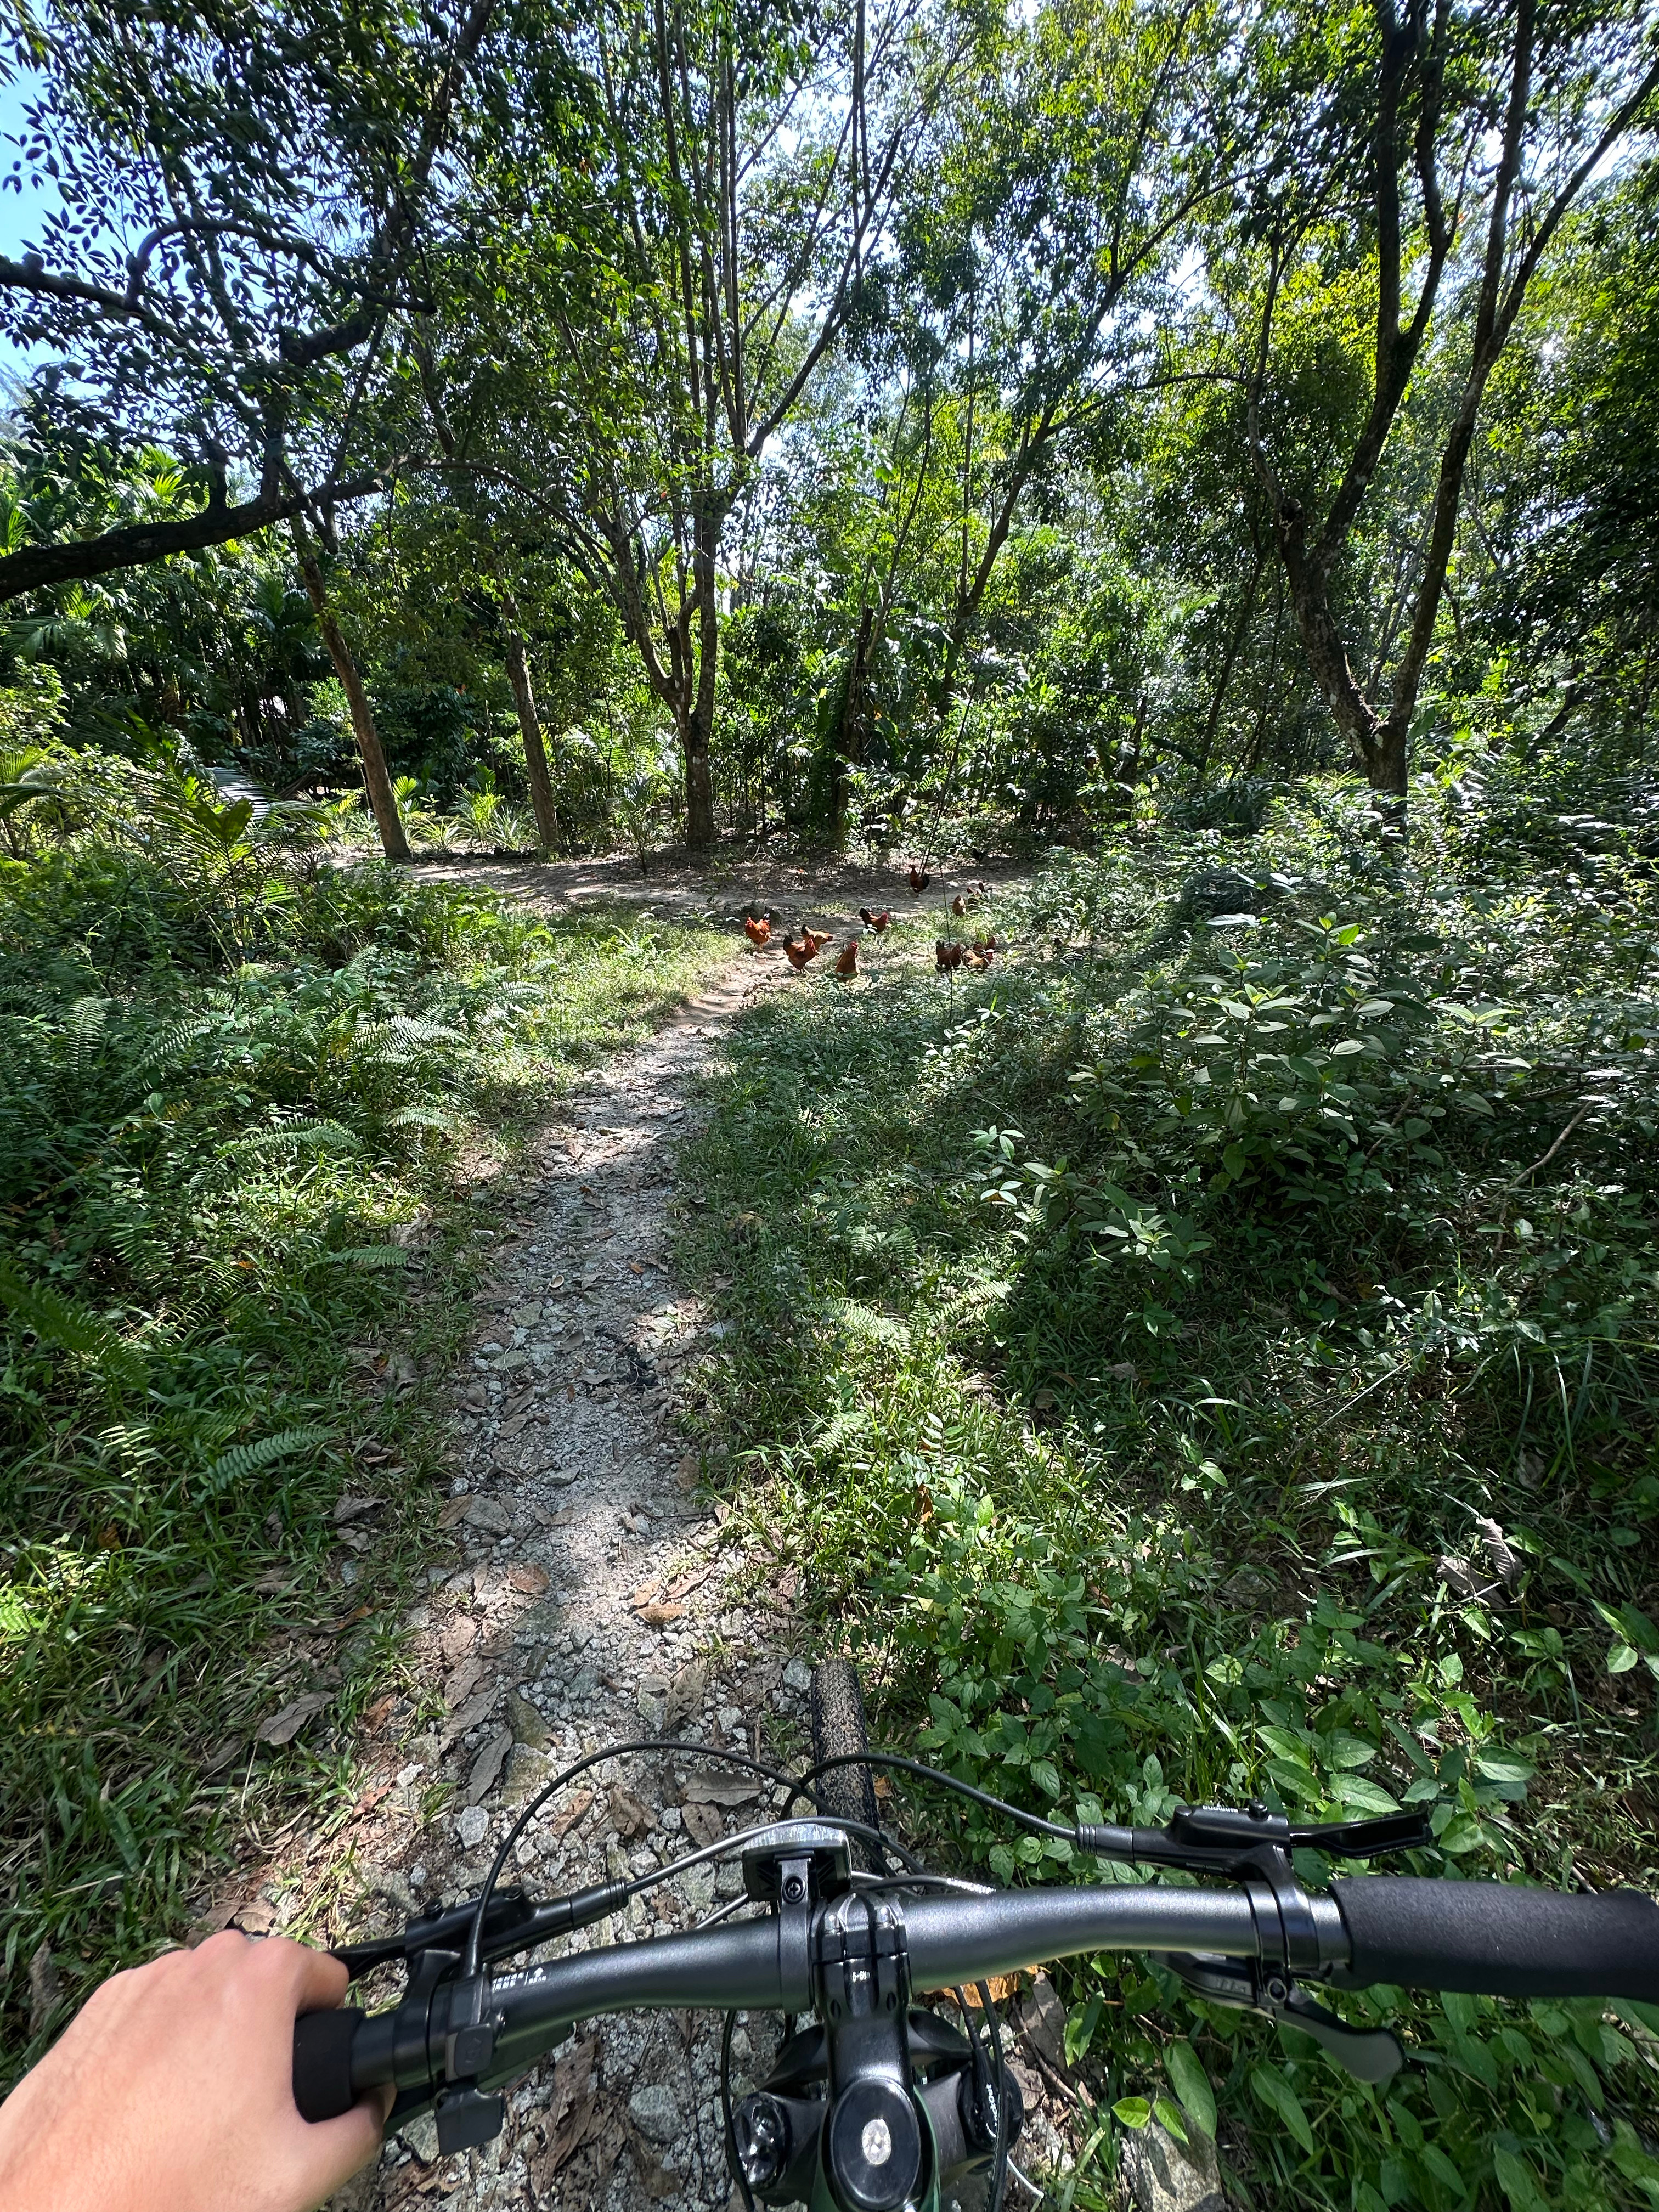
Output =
[
  {"x1": 293, "y1": 2005, "x2": 365, "y2": 2122},
  {"x1": 1333, "y1": 1877, "x2": 1659, "y2": 2000}
]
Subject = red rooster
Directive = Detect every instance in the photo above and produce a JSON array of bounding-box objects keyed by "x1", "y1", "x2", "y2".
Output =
[
  {"x1": 744, "y1": 915, "x2": 772, "y2": 947},
  {"x1": 834, "y1": 938, "x2": 859, "y2": 978},
  {"x1": 908, "y1": 866, "x2": 930, "y2": 893},
  {"x1": 859, "y1": 907, "x2": 892, "y2": 932}
]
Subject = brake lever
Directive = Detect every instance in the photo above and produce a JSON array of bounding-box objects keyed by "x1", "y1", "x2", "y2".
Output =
[
  {"x1": 1075, "y1": 1800, "x2": 1433, "y2": 1876},
  {"x1": 332, "y1": 1878, "x2": 630, "y2": 1980},
  {"x1": 1156, "y1": 1950, "x2": 1404, "y2": 2084}
]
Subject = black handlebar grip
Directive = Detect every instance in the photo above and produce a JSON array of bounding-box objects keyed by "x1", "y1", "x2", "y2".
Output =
[
  {"x1": 1333, "y1": 1878, "x2": 1659, "y2": 2000},
  {"x1": 293, "y1": 2006, "x2": 365, "y2": 2122}
]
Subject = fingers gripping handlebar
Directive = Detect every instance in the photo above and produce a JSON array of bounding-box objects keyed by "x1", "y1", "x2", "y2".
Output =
[{"x1": 292, "y1": 1877, "x2": 1659, "y2": 2124}]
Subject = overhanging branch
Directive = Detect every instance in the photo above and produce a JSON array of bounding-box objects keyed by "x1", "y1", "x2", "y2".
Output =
[{"x1": 0, "y1": 471, "x2": 388, "y2": 603}]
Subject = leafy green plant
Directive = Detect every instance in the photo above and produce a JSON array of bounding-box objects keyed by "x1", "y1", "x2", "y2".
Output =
[{"x1": 680, "y1": 797, "x2": 1659, "y2": 2206}]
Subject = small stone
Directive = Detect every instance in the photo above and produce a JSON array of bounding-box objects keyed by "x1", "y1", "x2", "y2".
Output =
[
  {"x1": 782, "y1": 1658, "x2": 812, "y2": 1694},
  {"x1": 628, "y1": 2084, "x2": 680, "y2": 2146},
  {"x1": 1120, "y1": 2119, "x2": 1225, "y2": 2212},
  {"x1": 456, "y1": 1804, "x2": 490, "y2": 1849},
  {"x1": 717, "y1": 1705, "x2": 742, "y2": 1733},
  {"x1": 1023, "y1": 1974, "x2": 1067, "y2": 2072},
  {"x1": 680, "y1": 1863, "x2": 716, "y2": 1915},
  {"x1": 467, "y1": 1496, "x2": 512, "y2": 1537},
  {"x1": 503, "y1": 1745, "x2": 551, "y2": 1807},
  {"x1": 507, "y1": 1690, "x2": 549, "y2": 1747}
]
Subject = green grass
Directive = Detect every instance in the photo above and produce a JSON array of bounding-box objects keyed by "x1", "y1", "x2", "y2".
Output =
[
  {"x1": 679, "y1": 785, "x2": 1659, "y2": 2210},
  {"x1": 0, "y1": 817, "x2": 726, "y2": 2079}
]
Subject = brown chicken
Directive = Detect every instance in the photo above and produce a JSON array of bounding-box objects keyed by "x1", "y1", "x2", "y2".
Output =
[
  {"x1": 950, "y1": 892, "x2": 978, "y2": 917},
  {"x1": 858, "y1": 907, "x2": 892, "y2": 932},
  {"x1": 804, "y1": 927, "x2": 834, "y2": 953},
  {"x1": 785, "y1": 936, "x2": 814, "y2": 970},
  {"x1": 935, "y1": 939, "x2": 965, "y2": 971},
  {"x1": 834, "y1": 938, "x2": 859, "y2": 978},
  {"x1": 908, "y1": 866, "x2": 930, "y2": 893},
  {"x1": 744, "y1": 915, "x2": 772, "y2": 947}
]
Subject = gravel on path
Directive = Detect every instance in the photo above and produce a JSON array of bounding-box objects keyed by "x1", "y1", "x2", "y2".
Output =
[{"x1": 317, "y1": 943, "x2": 816, "y2": 2212}]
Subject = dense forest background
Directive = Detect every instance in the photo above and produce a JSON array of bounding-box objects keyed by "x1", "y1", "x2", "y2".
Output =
[
  {"x1": 4, "y1": 0, "x2": 1659, "y2": 2206},
  {"x1": 0, "y1": 0, "x2": 1651, "y2": 856}
]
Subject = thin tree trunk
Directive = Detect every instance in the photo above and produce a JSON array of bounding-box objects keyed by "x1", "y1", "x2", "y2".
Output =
[
  {"x1": 291, "y1": 521, "x2": 409, "y2": 863},
  {"x1": 833, "y1": 601, "x2": 875, "y2": 843},
  {"x1": 498, "y1": 590, "x2": 558, "y2": 853},
  {"x1": 1195, "y1": 551, "x2": 1265, "y2": 788},
  {"x1": 684, "y1": 509, "x2": 720, "y2": 848}
]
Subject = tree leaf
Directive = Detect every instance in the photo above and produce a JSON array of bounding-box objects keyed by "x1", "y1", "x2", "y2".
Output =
[
  {"x1": 1250, "y1": 2063, "x2": 1314, "y2": 2155},
  {"x1": 1164, "y1": 2040, "x2": 1216, "y2": 2138}
]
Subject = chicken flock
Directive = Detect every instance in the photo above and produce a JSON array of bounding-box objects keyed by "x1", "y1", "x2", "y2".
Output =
[{"x1": 741, "y1": 874, "x2": 998, "y2": 981}]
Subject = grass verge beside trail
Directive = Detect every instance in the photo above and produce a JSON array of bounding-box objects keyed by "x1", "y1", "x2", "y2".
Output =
[
  {"x1": 1, "y1": 836, "x2": 724, "y2": 2078},
  {"x1": 680, "y1": 785, "x2": 1659, "y2": 2211}
]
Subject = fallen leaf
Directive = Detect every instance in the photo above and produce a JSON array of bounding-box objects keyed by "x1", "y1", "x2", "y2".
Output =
[
  {"x1": 332, "y1": 1494, "x2": 383, "y2": 1523},
  {"x1": 550, "y1": 1787, "x2": 595, "y2": 1839},
  {"x1": 680, "y1": 1799, "x2": 725, "y2": 1849},
  {"x1": 466, "y1": 1728, "x2": 513, "y2": 1803},
  {"x1": 256, "y1": 1690, "x2": 332, "y2": 1746},
  {"x1": 664, "y1": 1661, "x2": 706, "y2": 1732},
  {"x1": 960, "y1": 1973, "x2": 1031, "y2": 2007},
  {"x1": 442, "y1": 1688, "x2": 500, "y2": 1747},
  {"x1": 232, "y1": 1897, "x2": 278, "y2": 1936},
  {"x1": 681, "y1": 1773, "x2": 759, "y2": 1808},
  {"x1": 637, "y1": 1602, "x2": 687, "y2": 1627},
  {"x1": 608, "y1": 1784, "x2": 653, "y2": 1839},
  {"x1": 508, "y1": 1562, "x2": 550, "y2": 1595},
  {"x1": 443, "y1": 1655, "x2": 484, "y2": 1708},
  {"x1": 28, "y1": 1942, "x2": 63, "y2": 2039}
]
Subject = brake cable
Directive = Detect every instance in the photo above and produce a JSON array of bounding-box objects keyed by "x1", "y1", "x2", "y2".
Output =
[
  {"x1": 791, "y1": 1748, "x2": 1077, "y2": 1844},
  {"x1": 462, "y1": 1737, "x2": 808, "y2": 1977}
]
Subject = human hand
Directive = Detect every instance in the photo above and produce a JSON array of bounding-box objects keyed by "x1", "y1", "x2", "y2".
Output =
[{"x1": 0, "y1": 1932, "x2": 388, "y2": 2212}]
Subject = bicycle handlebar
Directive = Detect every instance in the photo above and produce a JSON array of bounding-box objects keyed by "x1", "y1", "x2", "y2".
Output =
[
  {"x1": 1329, "y1": 1876, "x2": 1659, "y2": 1999},
  {"x1": 292, "y1": 1875, "x2": 1659, "y2": 2123}
]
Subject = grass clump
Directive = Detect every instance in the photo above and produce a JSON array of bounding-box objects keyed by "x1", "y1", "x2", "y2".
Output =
[
  {"x1": 1, "y1": 769, "x2": 723, "y2": 2075},
  {"x1": 681, "y1": 784, "x2": 1659, "y2": 2209}
]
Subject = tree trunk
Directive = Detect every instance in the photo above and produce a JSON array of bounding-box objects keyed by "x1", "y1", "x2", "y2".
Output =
[
  {"x1": 833, "y1": 602, "x2": 875, "y2": 843},
  {"x1": 684, "y1": 510, "x2": 721, "y2": 848},
  {"x1": 500, "y1": 614, "x2": 558, "y2": 854},
  {"x1": 1194, "y1": 551, "x2": 1265, "y2": 788},
  {"x1": 292, "y1": 524, "x2": 410, "y2": 864}
]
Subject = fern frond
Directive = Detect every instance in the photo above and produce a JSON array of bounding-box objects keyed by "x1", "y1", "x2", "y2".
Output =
[
  {"x1": 202, "y1": 1424, "x2": 332, "y2": 1496},
  {"x1": 224, "y1": 1119, "x2": 359, "y2": 1156},
  {"x1": 131, "y1": 1015, "x2": 213, "y2": 1081},
  {"x1": 0, "y1": 1262, "x2": 148, "y2": 1392},
  {"x1": 313, "y1": 1246, "x2": 413, "y2": 1270},
  {"x1": 385, "y1": 1104, "x2": 456, "y2": 1132},
  {"x1": 67, "y1": 994, "x2": 111, "y2": 1076}
]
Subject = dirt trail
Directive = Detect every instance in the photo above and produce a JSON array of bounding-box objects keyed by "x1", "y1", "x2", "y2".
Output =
[
  {"x1": 309, "y1": 868, "x2": 864, "y2": 2212},
  {"x1": 301, "y1": 856, "x2": 1037, "y2": 2212}
]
